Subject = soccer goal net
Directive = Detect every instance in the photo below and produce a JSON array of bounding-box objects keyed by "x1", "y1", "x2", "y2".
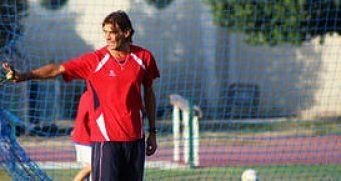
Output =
[{"x1": 0, "y1": 0, "x2": 340, "y2": 180}]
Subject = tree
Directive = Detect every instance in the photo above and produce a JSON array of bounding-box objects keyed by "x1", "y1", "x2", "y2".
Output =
[
  {"x1": 205, "y1": 0, "x2": 341, "y2": 45},
  {"x1": 145, "y1": 0, "x2": 174, "y2": 10},
  {"x1": 0, "y1": 0, "x2": 28, "y2": 48},
  {"x1": 40, "y1": 0, "x2": 68, "y2": 10}
]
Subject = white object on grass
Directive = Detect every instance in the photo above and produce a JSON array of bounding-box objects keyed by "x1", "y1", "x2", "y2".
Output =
[{"x1": 241, "y1": 169, "x2": 258, "y2": 181}]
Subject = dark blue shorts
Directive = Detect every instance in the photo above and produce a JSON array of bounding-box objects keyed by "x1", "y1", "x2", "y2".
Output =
[{"x1": 91, "y1": 138, "x2": 145, "y2": 181}]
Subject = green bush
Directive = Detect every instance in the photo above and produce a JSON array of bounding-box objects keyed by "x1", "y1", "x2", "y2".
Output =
[{"x1": 205, "y1": 0, "x2": 341, "y2": 45}]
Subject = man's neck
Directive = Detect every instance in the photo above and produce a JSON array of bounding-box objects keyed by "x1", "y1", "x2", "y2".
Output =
[{"x1": 109, "y1": 44, "x2": 131, "y2": 58}]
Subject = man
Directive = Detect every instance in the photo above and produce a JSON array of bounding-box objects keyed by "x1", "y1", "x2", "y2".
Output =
[
  {"x1": 3, "y1": 10, "x2": 159, "y2": 181},
  {"x1": 72, "y1": 90, "x2": 91, "y2": 181}
]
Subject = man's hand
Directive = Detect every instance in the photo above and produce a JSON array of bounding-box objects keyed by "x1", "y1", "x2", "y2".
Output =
[
  {"x1": 146, "y1": 133, "x2": 157, "y2": 156},
  {"x1": 1, "y1": 62, "x2": 21, "y2": 82}
]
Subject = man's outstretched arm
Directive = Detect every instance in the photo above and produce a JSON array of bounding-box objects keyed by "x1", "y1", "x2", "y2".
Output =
[{"x1": 2, "y1": 62, "x2": 65, "y2": 82}]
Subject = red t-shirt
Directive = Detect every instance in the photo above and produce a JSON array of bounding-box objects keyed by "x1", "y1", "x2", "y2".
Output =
[
  {"x1": 62, "y1": 45, "x2": 160, "y2": 141},
  {"x1": 71, "y1": 90, "x2": 91, "y2": 145}
]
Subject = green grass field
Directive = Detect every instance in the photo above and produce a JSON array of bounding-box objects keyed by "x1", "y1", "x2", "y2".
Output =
[
  {"x1": 146, "y1": 164, "x2": 341, "y2": 181},
  {"x1": 1, "y1": 119, "x2": 339, "y2": 180},
  {"x1": 1, "y1": 164, "x2": 340, "y2": 180}
]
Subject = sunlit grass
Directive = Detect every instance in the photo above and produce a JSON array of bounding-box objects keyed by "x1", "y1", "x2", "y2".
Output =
[{"x1": 1, "y1": 164, "x2": 340, "y2": 181}]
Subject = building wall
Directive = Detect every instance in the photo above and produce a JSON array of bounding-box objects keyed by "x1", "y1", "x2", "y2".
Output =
[{"x1": 228, "y1": 33, "x2": 341, "y2": 118}]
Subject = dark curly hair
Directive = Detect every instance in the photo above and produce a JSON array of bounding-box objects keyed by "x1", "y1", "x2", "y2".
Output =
[{"x1": 102, "y1": 10, "x2": 135, "y2": 42}]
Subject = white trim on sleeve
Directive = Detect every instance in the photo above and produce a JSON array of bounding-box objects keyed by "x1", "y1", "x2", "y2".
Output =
[
  {"x1": 94, "y1": 54, "x2": 110, "y2": 72},
  {"x1": 130, "y1": 53, "x2": 146, "y2": 70}
]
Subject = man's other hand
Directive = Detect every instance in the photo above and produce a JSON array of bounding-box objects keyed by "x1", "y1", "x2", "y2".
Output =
[{"x1": 146, "y1": 133, "x2": 157, "y2": 156}]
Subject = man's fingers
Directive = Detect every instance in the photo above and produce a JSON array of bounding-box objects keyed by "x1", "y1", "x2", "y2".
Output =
[
  {"x1": 146, "y1": 134, "x2": 157, "y2": 156},
  {"x1": 146, "y1": 148, "x2": 154, "y2": 156},
  {"x1": 1, "y1": 62, "x2": 17, "y2": 81},
  {"x1": 6, "y1": 71, "x2": 14, "y2": 80},
  {"x1": 2, "y1": 63, "x2": 13, "y2": 80},
  {"x1": 2, "y1": 62, "x2": 12, "y2": 72},
  {"x1": 146, "y1": 143, "x2": 157, "y2": 156}
]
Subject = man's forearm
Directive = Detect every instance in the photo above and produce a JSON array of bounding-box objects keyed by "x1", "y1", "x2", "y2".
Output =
[
  {"x1": 19, "y1": 64, "x2": 64, "y2": 81},
  {"x1": 144, "y1": 87, "x2": 156, "y2": 131}
]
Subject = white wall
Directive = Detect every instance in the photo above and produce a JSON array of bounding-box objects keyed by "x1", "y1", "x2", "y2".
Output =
[
  {"x1": 228, "y1": 33, "x2": 341, "y2": 118},
  {"x1": 17, "y1": 0, "x2": 131, "y2": 67}
]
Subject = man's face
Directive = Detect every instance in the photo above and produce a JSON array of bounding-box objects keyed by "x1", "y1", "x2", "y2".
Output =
[{"x1": 103, "y1": 23, "x2": 129, "y2": 51}]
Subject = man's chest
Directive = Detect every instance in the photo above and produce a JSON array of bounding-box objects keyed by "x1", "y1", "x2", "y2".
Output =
[{"x1": 89, "y1": 57, "x2": 145, "y2": 92}]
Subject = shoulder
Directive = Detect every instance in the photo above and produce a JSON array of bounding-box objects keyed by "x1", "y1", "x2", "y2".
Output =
[
  {"x1": 78, "y1": 46, "x2": 109, "y2": 66},
  {"x1": 130, "y1": 44, "x2": 154, "y2": 62},
  {"x1": 71, "y1": 47, "x2": 106, "y2": 63},
  {"x1": 63, "y1": 47, "x2": 108, "y2": 70},
  {"x1": 131, "y1": 45, "x2": 153, "y2": 55},
  {"x1": 93, "y1": 46, "x2": 110, "y2": 60}
]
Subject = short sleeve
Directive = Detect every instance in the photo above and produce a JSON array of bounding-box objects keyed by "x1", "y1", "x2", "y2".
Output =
[
  {"x1": 62, "y1": 53, "x2": 96, "y2": 82},
  {"x1": 142, "y1": 52, "x2": 160, "y2": 87}
]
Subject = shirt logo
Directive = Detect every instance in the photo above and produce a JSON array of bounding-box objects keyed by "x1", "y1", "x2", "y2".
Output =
[{"x1": 109, "y1": 70, "x2": 117, "y2": 77}]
